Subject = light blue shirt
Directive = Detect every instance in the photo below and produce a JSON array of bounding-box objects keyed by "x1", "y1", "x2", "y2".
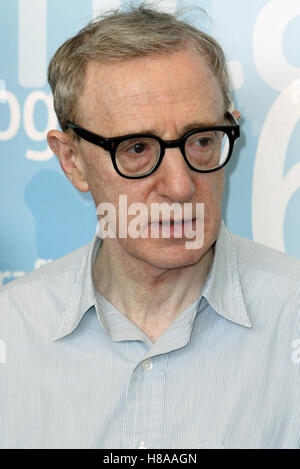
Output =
[{"x1": 0, "y1": 221, "x2": 300, "y2": 449}]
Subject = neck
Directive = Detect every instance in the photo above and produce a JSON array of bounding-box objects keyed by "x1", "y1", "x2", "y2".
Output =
[{"x1": 93, "y1": 240, "x2": 214, "y2": 342}]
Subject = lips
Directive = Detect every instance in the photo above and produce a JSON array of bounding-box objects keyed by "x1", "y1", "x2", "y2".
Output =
[
  {"x1": 158, "y1": 218, "x2": 196, "y2": 226},
  {"x1": 150, "y1": 218, "x2": 197, "y2": 239},
  {"x1": 160, "y1": 219, "x2": 195, "y2": 224}
]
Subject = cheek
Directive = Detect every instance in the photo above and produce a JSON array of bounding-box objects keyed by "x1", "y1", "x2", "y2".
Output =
[
  {"x1": 82, "y1": 148, "x2": 120, "y2": 206},
  {"x1": 195, "y1": 171, "x2": 224, "y2": 207},
  {"x1": 83, "y1": 145, "x2": 153, "y2": 208},
  {"x1": 195, "y1": 172, "x2": 224, "y2": 246},
  {"x1": 213, "y1": 171, "x2": 225, "y2": 204},
  {"x1": 86, "y1": 157, "x2": 148, "y2": 213}
]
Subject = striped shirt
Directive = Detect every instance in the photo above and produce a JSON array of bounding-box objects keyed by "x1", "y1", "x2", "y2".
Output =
[{"x1": 0, "y1": 221, "x2": 300, "y2": 448}]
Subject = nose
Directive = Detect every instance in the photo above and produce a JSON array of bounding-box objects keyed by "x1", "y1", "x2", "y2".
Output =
[{"x1": 154, "y1": 147, "x2": 195, "y2": 203}]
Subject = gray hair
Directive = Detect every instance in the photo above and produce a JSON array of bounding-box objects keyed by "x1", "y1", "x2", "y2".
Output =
[{"x1": 48, "y1": 5, "x2": 232, "y2": 133}]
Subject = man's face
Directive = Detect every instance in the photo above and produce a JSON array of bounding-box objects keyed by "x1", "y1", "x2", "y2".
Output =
[{"x1": 75, "y1": 46, "x2": 227, "y2": 270}]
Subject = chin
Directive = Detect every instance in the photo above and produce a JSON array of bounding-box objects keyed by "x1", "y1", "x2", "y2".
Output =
[
  {"x1": 130, "y1": 238, "x2": 211, "y2": 270},
  {"x1": 113, "y1": 215, "x2": 220, "y2": 270}
]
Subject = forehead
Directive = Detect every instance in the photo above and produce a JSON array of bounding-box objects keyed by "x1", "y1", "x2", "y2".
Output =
[{"x1": 79, "y1": 47, "x2": 224, "y2": 135}]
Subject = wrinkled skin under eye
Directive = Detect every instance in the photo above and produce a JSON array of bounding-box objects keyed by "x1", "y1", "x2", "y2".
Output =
[
  {"x1": 186, "y1": 133, "x2": 217, "y2": 165},
  {"x1": 116, "y1": 138, "x2": 159, "y2": 174}
]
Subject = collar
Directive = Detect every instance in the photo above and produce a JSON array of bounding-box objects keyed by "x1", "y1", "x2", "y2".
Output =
[
  {"x1": 52, "y1": 220, "x2": 251, "y2": 341},
  {"x1": 202, "y1": 221, "x2": 252, "y2": 328},
  {"x1": 52, "y1": 234, "x2": 102, "y2": 341}
]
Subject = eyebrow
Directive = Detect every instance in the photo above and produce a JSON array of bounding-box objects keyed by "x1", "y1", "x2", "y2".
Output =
[
  {"x1": 124, "y1": 121, "x2": 219, "y2": 138},
  {"x1": 180, "y1": 121, "x2": 219, "y2": 133}
]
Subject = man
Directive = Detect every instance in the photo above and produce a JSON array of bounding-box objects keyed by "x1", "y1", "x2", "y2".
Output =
[{"x1": 0, "y1": 6, "x2": 299, "y2": 449}]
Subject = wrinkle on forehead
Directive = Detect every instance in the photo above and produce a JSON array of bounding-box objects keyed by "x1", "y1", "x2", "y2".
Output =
[
  {"x1": 79, "y1": 48, "x2": 224, "y2": 134},
  {"x1": 100, "y1": 90, "x2": 205, "y2": 116}
]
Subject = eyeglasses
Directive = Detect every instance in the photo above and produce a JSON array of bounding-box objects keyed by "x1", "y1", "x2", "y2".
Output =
[{"x1": 65, "y1": 111, "x2": 240, "y2": 179}]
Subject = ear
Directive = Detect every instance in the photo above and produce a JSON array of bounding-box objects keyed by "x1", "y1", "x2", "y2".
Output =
[
  {"x1": 47, "y1": 130, "x2": 90, "y2": 192},
  {"x1": 232, "y1": 110, "x2": 241, "y2": 121}
]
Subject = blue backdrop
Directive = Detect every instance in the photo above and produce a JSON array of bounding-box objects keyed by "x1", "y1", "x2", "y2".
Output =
[{"x1": 1, "y1": 0, "x2": 300, "y2": 285}]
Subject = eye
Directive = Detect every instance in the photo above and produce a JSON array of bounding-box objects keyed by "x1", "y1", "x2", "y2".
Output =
[
  {"x1": 195, "y1": 136, "x2": 213, "y2": 147},
  {"x1": 128, "y1": 142, "x2": 147, "y2": 154},
  {"x1": 118, "y1": 138, "x2": 159, "y2": 158},
  {"x1": 186, "y1": 131, "x2": 218, "y2": 152}
]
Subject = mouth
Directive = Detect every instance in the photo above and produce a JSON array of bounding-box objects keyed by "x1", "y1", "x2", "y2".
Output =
[
  {"x1": 148, "y1": 218, "x2": 198, "y2": 239},
  {"x1": 159, "y1": 218, "x2": 196, "y2": 225}
]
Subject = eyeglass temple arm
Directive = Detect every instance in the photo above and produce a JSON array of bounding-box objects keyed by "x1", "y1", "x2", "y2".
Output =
[
  {"x1": 65, "y1": 122, "x2": 112, "y2": 150},
  {"x1": 225, "y1": 111, "x2": 239, "y2": 126}
]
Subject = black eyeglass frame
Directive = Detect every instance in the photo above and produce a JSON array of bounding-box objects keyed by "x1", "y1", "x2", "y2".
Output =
[{"x1": 65, "y1": 111, "x2": 240, "y2": 179}]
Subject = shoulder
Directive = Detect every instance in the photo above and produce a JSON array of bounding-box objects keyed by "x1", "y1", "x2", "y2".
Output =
[
  {"x1": 228, "y1": 232, "x2": 300, "y2": 337},
  {"x1": 0, "y1": 242, "x2": 92, "y2": 340},
  {"x1": 231, "y1": 232, "x2": 300, "y2": 283},
  {"x1": 0, "y1": 242, "x2": 90, "y2": 295}
]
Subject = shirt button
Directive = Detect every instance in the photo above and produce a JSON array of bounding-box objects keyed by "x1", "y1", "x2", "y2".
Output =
[
  {"x1": 141, "y1": 359, "x2": 153, "y2": 371},
  {"x1": 137, "y1": 441, "x2": 146, "y2": 449}
]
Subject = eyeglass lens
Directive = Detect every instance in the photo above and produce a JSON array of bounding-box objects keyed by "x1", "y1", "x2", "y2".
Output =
[{"x1": 115, "y1": 131, "x2": 230, "y2": 177}]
